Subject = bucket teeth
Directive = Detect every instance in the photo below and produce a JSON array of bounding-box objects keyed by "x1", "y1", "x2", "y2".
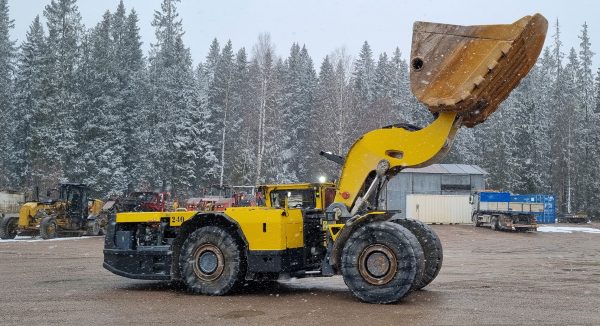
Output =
[{"x1": 410, "y1": 14, "x2": 548, "y2": 127}]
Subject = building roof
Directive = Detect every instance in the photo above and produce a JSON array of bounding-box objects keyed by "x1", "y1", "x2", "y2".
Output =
[{"x1": 401, "y1": 164, "x2": 488, "y2": 175}]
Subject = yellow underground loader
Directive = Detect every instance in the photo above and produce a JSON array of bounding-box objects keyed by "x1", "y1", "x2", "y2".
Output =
[{"x1": 103, "y1": 14, "x2": 548, "y2": 303}]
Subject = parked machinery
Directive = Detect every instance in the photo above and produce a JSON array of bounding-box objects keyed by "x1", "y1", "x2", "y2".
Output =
[
  {"x1": 1, "y1": 183, "x2": 104, "y2": 240},
  {"x1": 103, "y1": 14, "x2": 548, "y2": 303},
  {"x1": 557, "y1": 213, "x2": 589, "y2": 224},
  {"x1": 93, "y1": 191, "x2": 170, "y2": 236},
  {"x1": 185, "y1": 185, "x2": 255, "y2": 212}
]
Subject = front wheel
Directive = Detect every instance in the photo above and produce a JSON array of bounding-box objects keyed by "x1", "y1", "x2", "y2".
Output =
[
  {"x1": 0, "y1": 216, "x2": 18, "y2": 239},
  {"x1": 472, "y1": 213, "x2": 482, "y2": 227},
  {"x1": 179, "y1": 226, "x2": 245, "y2": 295},
  {"x1": 341, "y1": 221, "x2": 422, "y2": 304},
  {"x1": 40, "y1": 216, "x2": 58, "y2": 239}
]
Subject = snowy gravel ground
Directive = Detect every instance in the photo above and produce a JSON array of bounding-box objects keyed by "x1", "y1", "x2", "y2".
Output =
[
  {"x1": 537, "y1": 225, "x2": 600, "y2": 233},
  {"x1": 0, "y1": 236, "x2": 94, "y2": 243},
  {"x1": 1, "y1": 224, "x2": 599, "y2": 325}
]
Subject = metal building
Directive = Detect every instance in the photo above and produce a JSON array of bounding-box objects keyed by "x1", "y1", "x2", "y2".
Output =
[{"x1": 385, "y1": 164, "x2": 488, "y2": 218}]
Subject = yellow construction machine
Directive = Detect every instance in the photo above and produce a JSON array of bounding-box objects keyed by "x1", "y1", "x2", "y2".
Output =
[
  {"x1": 103, "y1": 14, "x2": 547, "y2": 303},
  {"x1": 1, "y1": 183, "x2": 104, "y2": 240}
]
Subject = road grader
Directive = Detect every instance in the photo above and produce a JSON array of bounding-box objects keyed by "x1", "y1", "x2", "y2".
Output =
[
  {"x1": 103, "y1": 14, "x2": 548, "y2": 303},
  {"x1": 1, "y1": 183, "x2": 104, "y2": 240}
]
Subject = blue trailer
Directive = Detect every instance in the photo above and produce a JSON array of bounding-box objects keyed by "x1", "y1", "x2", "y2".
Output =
[
  {"x1": 470, "y1": 191, "x2": 553, "y2": 231},
  {"x1": 509, "y1": 194, "x2": 556, "y2": 224}
]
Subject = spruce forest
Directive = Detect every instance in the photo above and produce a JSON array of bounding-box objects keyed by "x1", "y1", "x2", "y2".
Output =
[{"x1": 0, "y1": 0, "x2": 599, "y2": 216}]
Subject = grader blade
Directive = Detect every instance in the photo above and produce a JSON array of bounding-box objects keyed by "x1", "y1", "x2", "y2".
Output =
[{"x1": 410, "y1": 14, "x2": 548, "y2": 127}]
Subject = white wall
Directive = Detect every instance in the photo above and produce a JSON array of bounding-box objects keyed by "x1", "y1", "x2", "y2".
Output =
[{"x1": 405, "y1": 194, "x2": 472, "y2": 224}]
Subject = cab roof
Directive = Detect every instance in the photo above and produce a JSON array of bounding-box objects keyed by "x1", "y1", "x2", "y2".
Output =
[{"x1": 257, "y1": 182, "x2": 336, "y2": 190}]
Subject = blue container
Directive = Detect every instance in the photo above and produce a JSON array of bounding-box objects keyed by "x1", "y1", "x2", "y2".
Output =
[
  {"x1": 480, "y1": 192, "x2": 511, "y2": 202},
  {"x1": 520, "y1": 194, "x2": 556, "y2": 224}
]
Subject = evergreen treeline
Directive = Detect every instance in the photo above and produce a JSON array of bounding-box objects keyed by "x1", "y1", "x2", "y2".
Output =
[{"x1": 0, "y1": 0, "x2": 599, "y2": 216}]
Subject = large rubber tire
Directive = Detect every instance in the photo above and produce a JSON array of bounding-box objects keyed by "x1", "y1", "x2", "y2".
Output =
[
  {"x1": 490, "y1": 216, "x2": 499, "y2": 231},
  {"x1": 87, "y1": 214, "x2": 108, "y2": 236},
  {"x1": 40, "y1": 216, "x2": 58, "y2": 240},
  {"x1": 341, "y1": 221, "x2": 423, "y2": 304},
  {"x1": 393, "y1": 218, "x2": 443, "y2": 290},
  {"x1": 0, "y1": 216, "x2": 18, "y2": 239},
  {"x1": 179, "y1": 226, "x2": 245, "y2": 295},
  {"x1": 472, "y1": 213, "x2": 482, "y2": 227}
]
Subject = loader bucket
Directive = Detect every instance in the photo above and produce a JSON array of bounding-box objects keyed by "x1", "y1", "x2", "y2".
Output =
[{"x1": 410, "y1": 14, "x2": 548, "y2": 127}]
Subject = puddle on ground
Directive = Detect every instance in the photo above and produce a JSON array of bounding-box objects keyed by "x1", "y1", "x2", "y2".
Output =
[{"x1": 219, "y1": 310, "x2": 265, "y2": 319}]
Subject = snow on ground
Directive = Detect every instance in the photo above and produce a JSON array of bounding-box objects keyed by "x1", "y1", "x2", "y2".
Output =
[
  {"x1": 537, "y1": 226, "x2": 600, "y2": 234},
  {"x1": 0, "y1": 236, "x2": 94, "y2": 243}
]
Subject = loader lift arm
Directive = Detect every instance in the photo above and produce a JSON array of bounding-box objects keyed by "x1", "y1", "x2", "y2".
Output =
[{"x1": 334, "y1": 14, "x2": 548, "y2": 216}]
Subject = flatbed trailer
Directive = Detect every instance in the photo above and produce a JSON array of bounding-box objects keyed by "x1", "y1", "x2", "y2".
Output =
[{"x1": 471, "y1": 192, "x2": 538, "y2": 231}]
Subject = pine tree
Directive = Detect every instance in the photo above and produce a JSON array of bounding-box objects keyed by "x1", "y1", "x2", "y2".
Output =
[
  {"x1": 227, "y1": 47, "x2": 252, "y2": 185},
  {"x1": 43, "y1": 0, "x2": 84, "y2": 183},
  {"x1": 353, "y1": 41, "x2": 375, "y2": 108},
  {"x1": 117, "y1": 7, "x2": 148, "y2": 192},
  {"x1": 0, "y1": 0, "x2": 15, "y2": 187},
  {"x1": 282, "y1": 44, "x2": 317, "y2": 182},
  {"x1": 575, "y1": 22, "x2": 596, "y2": 213},
  {"x1": 331, "y1": 52, "x2": 354, "y2": 156},
  {"x1": 557, "y1": 47, "x2": 579, "y2": 213},
  {"x1": 211, "y1": 40, "x2": 238, "y2": 187},
  {"x1": 148, "y1": 0, "x2": 216, "y2": 195},
  {"x1": 13, "y1": 16, "x2": 45, "y2": 190},
  {"x1": 595, "y1": 67, "x2": 600, "y2": 114},
  {"x1": 313, "y1": 56, "x2": 341, "y2": 179}
]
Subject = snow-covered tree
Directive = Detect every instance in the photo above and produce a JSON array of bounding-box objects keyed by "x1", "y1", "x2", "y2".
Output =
[
  {"x1": 248, "y1": 33, "x2": 280, "y2": 184},
  {"x1": 282, "y1": 44, "x2": 317, "y2": 182},
  {"x1": 0, "y1": 0, "x2": 15, "y2": 187},
  {"x1": 353, "y1": 41, "x2": 375, "y2": 109},
  {"x1": 148, "y1": 0, "x2": 216, "y2": 196},
  {"x1": 43, "y1": 0, "x2": 84, "y2": 182}
]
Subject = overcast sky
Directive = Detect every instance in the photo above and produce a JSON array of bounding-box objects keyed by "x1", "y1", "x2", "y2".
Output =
[{"x1": 8, "y1": 0, "x2": 600, "y2": 70}]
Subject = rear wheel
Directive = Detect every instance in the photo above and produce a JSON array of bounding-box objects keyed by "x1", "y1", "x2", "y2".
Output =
[
  {"x1": 40, "y1": 216, "x2": 58, "y2": 239},
  {"x1": 490, "y1": 216, "x2": 498, "y2": 231},
  {"x1": 341, "y1": 221, "x2": 422, "y2": 304},
  {"x1": 393, "y1": 218, "x2": 443, "y2": 290},
  {"x1": 0, "y1": 216, "x2": 18, "y2": 239},
  {"x1": 88, "y1": 214, "x2": 108, "y2": 236},
  {"x1": 179, "y1": 226, "x2": 245, "y2": 295}
]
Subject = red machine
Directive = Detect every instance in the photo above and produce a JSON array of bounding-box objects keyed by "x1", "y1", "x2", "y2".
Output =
[
  {"x1": 103, "y1": 191, "x2": 170, "y2": 213},
  {"x1": 185, "y1": 185, "x2": 255, "y2": 212}
]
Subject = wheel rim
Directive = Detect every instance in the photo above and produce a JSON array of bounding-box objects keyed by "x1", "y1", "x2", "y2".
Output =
[
  {"x1": 47, "y1": 222, "x2": 56, "y2": 236},
  {"x1": 358, "y1": 244, "x2": 398, "y2": 285},
  {"x1": 192, "y1": 243, "x2": 225, "y2": 281}
]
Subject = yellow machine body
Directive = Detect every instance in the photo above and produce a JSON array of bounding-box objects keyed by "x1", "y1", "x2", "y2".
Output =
[
  {"x1": 18, "y1": 202, "x2": 57, "y2": 229},
  {"x1": 114, "y1": 182, "x2": 337, "y2": 251},
  {"x1": 89, "y1": 199, "x2": 104, "y2": 217},
  {"x1": 116, "y1": 207, "x2": 304, "y2": 251}
]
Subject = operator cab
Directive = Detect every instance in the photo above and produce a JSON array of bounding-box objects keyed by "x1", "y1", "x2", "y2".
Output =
[
  {"x1": 60, "y1": 183, "x2": 91, "y2": 226},
  {"x1": 257, "y1": 183, "x2": 337, "y2": 210}
]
